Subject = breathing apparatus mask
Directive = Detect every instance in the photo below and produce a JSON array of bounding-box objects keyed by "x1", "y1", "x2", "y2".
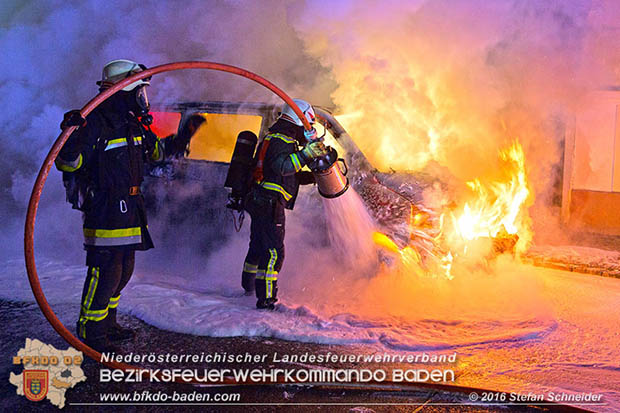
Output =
[
  {"x1": 133, "y1": 85, "x2": 152, "y2": 125},
  {"x1": 118, "y1": 64, "x2": 151, "y2": 123},
  {"x1": 97, "y1": 59, "x2": 153, "y2": 124}
]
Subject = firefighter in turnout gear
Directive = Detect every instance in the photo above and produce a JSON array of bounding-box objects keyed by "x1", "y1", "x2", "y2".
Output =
[
  {"x1": 243, "y1": 99, "x2": 328, "y2": 309},
  {"x1": 55, "y1": 59, "x2": 163, "y2": 352}
]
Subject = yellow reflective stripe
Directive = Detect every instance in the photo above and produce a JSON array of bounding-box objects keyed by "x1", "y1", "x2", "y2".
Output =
[
  {"x1": 255, "y1": 275, "x2": 277, "y2": 281},
  {"x1": 243, "y1": 262, "x2": 258, "y2": 273},
  {"x1": 266, "y1": 248, "x2": 278, "y2": 299},
  {"x1": 83, "y1": 227, "x2": 142, "y2": 238},
  {"x1": 270, "y1": 133, "x2": 296, "y2": 144},
  {"x1": 151, "y1": 140, "x2": 162, "y2": 161},
  {"x1": 105, "y1": 137, "x2": 127, "y2": 151},
  {"x1": 290, "y1": 153, "x2": 302, "y2": 172},
  {"x1": 267, "y1": 248, "x2": 277, "y2": 275},
  {"x1": 83, "y1": 267, "x2": 99, "y2": 311},
  {"x1": 108, "y1": 294, "x2": 120, "y2": 309},
  {"x1": 78, "y1": 318, "x2": 87, "y2": 339},
  {"x1": 108, "y1": 138, "x2": 126, "y2": 145},
  {"x1": 81, "y1": 307, "x2": 107, "y2": 315},
  {"x1": 81, "y1": 268, "x2": 95, "y2": 309},
  {"x1": 80, "y1": 309, "x2": 108, "y2": 322},
  {"x1": 56, "y1": 154, "x2": 83, "y2": 172},
  {"x1": 260, "y1": 182, "x2": 292, "y2": 201},
  {"x1": 78, "y1": 266, "x2": 108, "y2": 332},
  {"x1": 105, "y1": 136, "x2": 142, "y2": 151}
]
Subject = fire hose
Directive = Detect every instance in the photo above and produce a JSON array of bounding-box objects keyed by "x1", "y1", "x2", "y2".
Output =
[{"x1": 22, "y1": 62, "x2": 593, "y2": 411}]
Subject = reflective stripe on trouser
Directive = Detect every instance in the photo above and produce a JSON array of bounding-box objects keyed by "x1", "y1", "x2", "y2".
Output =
[
  {"x1": 78, "y1": 267, "x2": 105, "y2": 339},
  {"x1": 243, "y1": 262, "x2": 258, "y2": 274},
  {"x1": 107, "y1": 294, "x2": 121, "y2": 327},
  {"x1": 241, "y1": 261, "x2": 258, "y2": 292},
  {"x1": 108, "y1": 294, "x2": 120, "y2": 309},
  {"x1": 256, "y1": 248, "x2": 280, "y2": 299},
  {"x1": 78, "y1": 250, "x2": 135, "y2": 340},
  {"x1": 255, "y1": 270, "x2": 278, "y2": 300},
  {"x1": 245, "y1": 192, "x2": 285, "y2": 301}
]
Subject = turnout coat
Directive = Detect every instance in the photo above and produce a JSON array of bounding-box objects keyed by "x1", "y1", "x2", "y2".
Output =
[{"x1": 56, "y1": 104, "x2": 163, "y2": 250}]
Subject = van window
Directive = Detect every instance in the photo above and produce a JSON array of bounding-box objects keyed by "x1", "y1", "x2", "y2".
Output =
[
  {"x1": 187, "y1": 113, "x2": 263, "y2": 162},
  {"x1": 150, "y1": 111, "x2": 181, "y2": 138}
]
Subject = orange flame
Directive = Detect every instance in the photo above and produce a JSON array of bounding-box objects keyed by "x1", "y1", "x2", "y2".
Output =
[
  {"x1": 373, "y1": 141, "x2": 530, "y2": 279},
  {"x1": 445, "y1": 141, "x2": 530, "y2": 252}
]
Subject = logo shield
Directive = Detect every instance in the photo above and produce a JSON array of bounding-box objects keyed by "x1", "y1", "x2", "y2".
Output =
[{"x1": 24, "y1": 370, "x2": 48, "y2": 402}]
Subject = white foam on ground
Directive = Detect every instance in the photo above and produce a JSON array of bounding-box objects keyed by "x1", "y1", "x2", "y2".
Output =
[{"x1": 2, "y1": 254, "x2": 556, "y2": 349}]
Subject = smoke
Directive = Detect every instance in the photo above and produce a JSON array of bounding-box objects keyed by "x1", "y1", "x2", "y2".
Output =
[
  {"x1": 0, "y1": 0, "x2": 334, "y2": 258},
  {"x1": 5, "y1": 0, "x2": 617, "y2": 257},
  {"x1": 291, "y1": 0, "x2": 620, "y2": 241}
]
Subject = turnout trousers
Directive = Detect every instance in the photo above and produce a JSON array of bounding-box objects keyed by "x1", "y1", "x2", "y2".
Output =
[
  {"x1": 242, "y1": 189, "x2": 285, "y2": 303},
  {"x1": 77, "y1": 249, "x2": 135, "y2": 341}
]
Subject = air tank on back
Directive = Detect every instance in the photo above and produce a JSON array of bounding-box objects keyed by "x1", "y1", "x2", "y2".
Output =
[{"x1": 224, "y1": 130, "x2": 258, "y2": 210}]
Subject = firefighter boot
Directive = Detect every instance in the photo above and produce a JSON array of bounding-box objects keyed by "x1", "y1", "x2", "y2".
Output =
[
  {"x1": 255, "y1": 278, "x2": 278, "y2": 310},
  {"x1": 242, "y1": 272, "x2": 256, "y2": 295},
  {"x1": 256, "y1": 297, "x2": 277, "y2": 310},
  {"x1": 107, "y1": 307, "x2": 136, "y2": 342},
  {"x1": 77, "y1": 320, "x2": 120, "y2": 353}
]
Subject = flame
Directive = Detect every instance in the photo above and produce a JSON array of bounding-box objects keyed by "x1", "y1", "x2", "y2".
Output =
[
  {"x1": 373, "y1": 141, "x2": 531, "y2": 279},
  {"x1": 372, "y1": 232, "x2": 399, "y2": 253},
  {"x1": 445, "y1": 141, "x2": 530, "y2": 252}
]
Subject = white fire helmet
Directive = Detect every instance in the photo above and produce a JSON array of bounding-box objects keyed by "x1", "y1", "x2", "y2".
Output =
[
  {"x1": 96, "y1": 59, "x2": 151, "y2": 91},
  {"x1": 279, "y1": 98, "x2": 316, "y2": 127}
]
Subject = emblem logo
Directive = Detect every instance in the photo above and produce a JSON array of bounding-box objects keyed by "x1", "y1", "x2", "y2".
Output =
[{"x1": 24, "y1": 370, "x2": 48, "y2": 402}]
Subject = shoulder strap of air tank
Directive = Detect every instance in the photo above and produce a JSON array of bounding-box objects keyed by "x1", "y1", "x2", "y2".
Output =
[
  {"x1": 252, "y1": 135, "x2": 272, "y2": 183},
  {"x1": 251, "y1": 132, "x2": 296, "y2": 183}
]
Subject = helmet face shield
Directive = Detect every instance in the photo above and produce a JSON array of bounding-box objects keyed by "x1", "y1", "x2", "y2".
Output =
[{"x1": 134, "y1": 86, "x2": 150, "y2": 113}]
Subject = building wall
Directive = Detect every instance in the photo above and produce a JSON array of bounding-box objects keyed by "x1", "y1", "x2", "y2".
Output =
[{"x1": 567, "y1": 89, "x2": 620, "y2": 234}]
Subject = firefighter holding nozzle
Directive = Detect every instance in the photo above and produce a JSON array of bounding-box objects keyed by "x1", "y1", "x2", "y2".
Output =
[
  {"x1": 55, "y1": 60, "x2": 163, "y2": 352},
  {"x1": 238, "y1": 99, "x2": 328, "y2": 309}
]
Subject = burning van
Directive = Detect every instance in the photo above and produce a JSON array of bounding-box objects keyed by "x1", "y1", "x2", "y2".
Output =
[{"x1": 142, "y1": 100, "x2": 529, "y2": 279}]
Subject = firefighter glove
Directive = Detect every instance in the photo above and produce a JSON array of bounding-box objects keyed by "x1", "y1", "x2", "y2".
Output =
[
  {"x1": 60, "y1": 110, "x2": 87, "y2": 130},
  {"x1": 301, "y1": 141, "x2": 327, "y2": 161}
]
